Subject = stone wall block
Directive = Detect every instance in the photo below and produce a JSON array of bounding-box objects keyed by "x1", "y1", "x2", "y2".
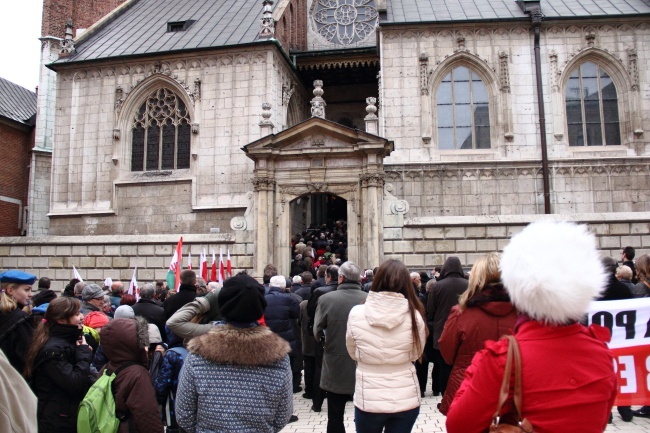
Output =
[
  {"x1": 619, "y1": 236, "x2": 641, "y2": 249},
  {"x1": 506, "y1": 226, "x2": 524, "y2": 238},
  {"x1": 25, "y1": 246, "x2": 41, "y2": 256},
  {"x1": 384, "y1": 228, "x2": 403, "y2": 240},
  {"x1": 393, "y1": 241, "x2": 413, "y2": 253},
  {"x1": 130, "y1": 257, "x2": 146, "y2": 268},
  {"x1": 466, "y1": 253, "x2": 487, "y2": 265},
  {"x1": 423, "y1": 227, "x2": 445, "y2": 239},
  {"x1": 119, "y1": 269, "x2": 132, "y2": 280},
  {"x1": 403, "y1": 228, "x2": 423, "y2": 239},
  {"x1": 17, "y1": 258, "x2": 33, "y2": 268},
  {"x1": 96, "y1": 257, "x2": 112, "y2": 268},
  {"x1": 49, "y1": 256, "x2": 65, "y2": 268},
  {"x1": 414, "y1": 241, "x2": 435, "y2": 253},
  {"x1": 88, "y1": 246, "x2": 104, "y2": 256},
  {"x1": 121, "y1": 245, "x2": 138, "y2": 257},
  {"x1": 404, "y1": 254, "x2": 424, "y2": 267},
  {"x1": 10, "y1": 246, "x2": 26, "y2": 256},
  {"x1": 231, "y1": 244, "x2": 246, "y2": 255},
  {"x1": 444, "y1": 227, "x2": 465, "y2": 239},
  {"x1": 41, "y1": 246, "x2": 56, "y2": 256},
  {"x1": 32, "y1": 257, "x2": 48, "y2": 268},
  {"x1": 86, "y1": 270, "x2": 105, "y2": 281},
  {"x1": 55, "y1": 245, "x2": 71, "y2": 256},
  {"x1": 384, "y1": 242, "x2": 394, "y2": 254},
  {"x1": 456, "y1": 239, "x2": 477, "y2": 252},
  {"x1": 642, "y1": 236, "x2": 650, "y2": 248},
  {"x1": 384, "y1": 213, "x2": 404, "y2": 228},
  {"x1": 237, "y1": 255, "x2": 254, "y2": 268},
  {"x1": 235, "y1": 230, "x2": 254, "y2": 244},
  {"x1": 72, "y1": 246, "x2": 88, "y2": 256},
  {"x1": 609, "y1": 223, "x2": 630, "y2": 235},
  {"x1": 138, "y1": 245, "x2": 155, "y2": 256},
  {"x1": 588, "y1": 224, "x2": 609, "y2": 236},
  {"x1": 599, "y1": 236, "x2": 621, "y2": 249},
  {"x1": 154, "y1": 269, "x2": 168, "y2": 280},
  {"x1": 434, "y1": 240, "x2": 455, "y2": 252},
  {"x1": 54, "y1": 269, "x2": 69, "y2": 280},
  {"x1": 424, "y1": 254, "x2": 445, "y2": 267},
  {"x1": 104, "y1": 245, "x2": 121, "y2": 256},
  {"x1": 79, "y1": 257, "x2": 96, "y2": 269},
  {"x1": 146, "y1": 257, "x2": 164, "y2": 268},
  {"x1": 139, "y1": 269, "x2": 155, "y2": 281},
  {"x1": 486, "y1": 226, "x2": 507, "y2": 239},
  {"x1": 246, "y1": 244, "x2": 255, "y2": 255},
  {"x1": 155, "y1": 245, "x2": 172, "y2": 256},
  {"x1": 112, "y1": 257, "x2": 130, "y2": 268},
  {"x1": 497, "y1": 239, "x2": 510, "y2": 250},
  {"x1": 476, "y1": 239, "x2": 498, "y2": 252},
  {"x1": 384, "y1": 254, "x2": 404, "y2": 262},
  {"x1": 446, "y1": 253, "x2": 467, "y2": 265},
  {"x1": 0, "y1": 246, "x2": 10, "y2": 256},
  {"x1": 465, "y1": 226, "x2": 487, "y2": 239},
  {"x1": 631, "y1": 223, "x2": 650, "y2": 234}
]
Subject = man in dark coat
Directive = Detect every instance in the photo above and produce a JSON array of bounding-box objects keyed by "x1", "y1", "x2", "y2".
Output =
[
  {"x1": 265, "y1": 276, "x2": 301, "y2": 392},
  {"x1": 132, "y1": 283, "x2": 167, "y2": 343},
  {"x1": 311, "y1": 265, "x2": 327, "y2": 291},
  {"x1": 314, "y1": 262, "x2": 367, "y2": 433},
  {"x1": 306, "y1": 265, "x2": 339, "y2": 412},
  {"x1": 426, "y1": 256, "x2": 468, "y2": 397},
  {"x1": 622, "y1": 246, "x2": 637, "y2": 283},
  {"x1": 163, "y1": 270, "x2": 198, "y2": 320},
  {"x1": 293, "y1": 272, "x2": 313, "y2": 301}
]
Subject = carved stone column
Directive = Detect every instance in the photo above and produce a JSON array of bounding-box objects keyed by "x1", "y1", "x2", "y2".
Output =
[
  {"x1": 253, "y1": 176, "x2": 275, "y2": 277},
  {"x1": 419, "y1": 53, "x2": 432, "y2": 144},
  {"x1": 360, "y1": 173, "x2": 385, "y2": 269}
]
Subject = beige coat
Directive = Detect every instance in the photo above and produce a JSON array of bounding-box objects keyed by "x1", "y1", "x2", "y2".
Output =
[
  {"x1": 346, "y1": 291, "x2": 426, "y2": 413},
  {"x1": 0, "y1": 350, "x2": 37, "y2": 433}
]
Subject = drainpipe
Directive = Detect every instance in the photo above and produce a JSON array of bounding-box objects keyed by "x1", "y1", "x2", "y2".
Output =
[{"x1": 519, "y1": 1, "x2": 551, "y2": 214}]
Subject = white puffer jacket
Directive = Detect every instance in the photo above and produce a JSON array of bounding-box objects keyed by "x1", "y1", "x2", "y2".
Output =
[{"x1": 346, "y1": 290, "x2": 426, "y2": 413}]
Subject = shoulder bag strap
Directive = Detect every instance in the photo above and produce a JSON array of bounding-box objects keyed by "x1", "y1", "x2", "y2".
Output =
[
  {"x1": 507, "y1": 335, "x2": 524, "y2": 421},
  {"x1": 492, "y1": 335, "x2": 514, "y2": 422}
]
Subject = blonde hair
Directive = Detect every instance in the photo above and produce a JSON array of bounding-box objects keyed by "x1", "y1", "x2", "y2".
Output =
[
  {"x1": 458, "y1": 252, "x2": 501, "y2": 312},
  {"x1": 616, "y1": 265, "x2": 633, "y2": 280},
  {"x1": 0, "y1": 283, "x2": 19, "y2": 313}
]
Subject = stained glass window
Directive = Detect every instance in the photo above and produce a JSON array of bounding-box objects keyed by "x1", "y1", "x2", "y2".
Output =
[
  {"x1": 436, "y1": 66, "x2": 490, "y2": 150},
  {"x1": 131, "y1": 88, "x2": 191, "y2": 171},
  {"x1": 566, "y1": 62, "x2": 620, "y2": 146}
]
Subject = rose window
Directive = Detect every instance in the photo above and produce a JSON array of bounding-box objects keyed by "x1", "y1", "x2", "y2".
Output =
[{"x1": 313, "y1": 0, "x2": 378, "y2": 46}]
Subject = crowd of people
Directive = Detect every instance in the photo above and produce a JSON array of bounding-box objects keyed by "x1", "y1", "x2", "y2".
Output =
[{"x1": 0, "y1": 220, "x2": 648, "y2": 432}]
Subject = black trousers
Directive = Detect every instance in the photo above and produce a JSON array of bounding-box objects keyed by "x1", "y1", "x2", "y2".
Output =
[
  {"x1": 432, "y1": 348, "x2": 452, "y2": 395},
  {"x1": 326, "y1": 391, "x2": 350, "y2": 433},
  {"x1": 290, "y1": 353, "x2": 303, "y2": 391},
  {"x1": 312, "y1": 343, "x2": 326, "y2": 410},
  {"x1": 415, "y1": 356, "x2": 429, "y2": 396},
  {"x1": 303, "y1": 355, "x2": 316, "y2": 396}
]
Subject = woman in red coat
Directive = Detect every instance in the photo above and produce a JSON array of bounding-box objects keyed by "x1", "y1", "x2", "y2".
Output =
[
  {"x1": 438, "y1": 252, "x2": 517, "y2": 415},
  {"x1": 446, "y1": 221, "x2": 617, "y2": 433}
]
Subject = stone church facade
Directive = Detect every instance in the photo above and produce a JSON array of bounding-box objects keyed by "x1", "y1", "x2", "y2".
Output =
[{"x1": 2, "y1": 0, "x2": 650, "y2": 287}]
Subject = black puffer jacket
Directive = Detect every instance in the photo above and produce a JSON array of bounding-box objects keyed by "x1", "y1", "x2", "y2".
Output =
[
  {"x1": 264, "y1": 287, "x2": 301, "y2": 355},
  {"x1": 426, "y1": 256, "x2": 468, "y2": 350},
  {"x1": 0, "y1": 308, "x2": 34, "y2": 374},
  {"x1": 32, "y1": 324, "x2": 94, "y2": 432}
]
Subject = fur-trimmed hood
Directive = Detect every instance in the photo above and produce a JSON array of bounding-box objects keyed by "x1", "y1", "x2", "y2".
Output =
[
  {"x1": 501, "y1": 221, "x2": 606, "y2": 325},
  {"x1": 188, "y1": 324, "x2": 290, "y2": 366}
]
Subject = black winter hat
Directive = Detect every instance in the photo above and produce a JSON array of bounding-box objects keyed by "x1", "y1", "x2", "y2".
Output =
[{"x1": 217, "y1": 274, "x2": 266, "y2": 322}]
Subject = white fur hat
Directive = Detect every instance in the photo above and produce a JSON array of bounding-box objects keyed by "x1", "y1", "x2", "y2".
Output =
[{"x1": 500, "y1": 220, "x2": 606, "y2": 325}]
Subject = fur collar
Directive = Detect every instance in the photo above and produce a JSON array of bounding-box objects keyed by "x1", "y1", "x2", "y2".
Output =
[
  {"x1": 188, "y1": 324, "x2": 290, "y2": 366},
  {"x1": 467, "y1": 283, "x2": 510, "y2": 307}
]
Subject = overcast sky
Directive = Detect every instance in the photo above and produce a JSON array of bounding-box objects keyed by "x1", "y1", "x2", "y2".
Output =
[{"x1": 1, "y1": 1, "x2": 43, "y2": 91}]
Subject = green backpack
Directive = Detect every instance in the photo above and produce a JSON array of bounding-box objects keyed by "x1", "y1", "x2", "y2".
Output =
[{"x1": 77, "y1": 363, "x2": 135, "y2": 433}]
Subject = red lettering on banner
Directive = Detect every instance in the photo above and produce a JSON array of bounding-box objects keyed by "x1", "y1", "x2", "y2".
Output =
[{"x1": 612, "y1": 345, "x2": 650, "y2": 406}]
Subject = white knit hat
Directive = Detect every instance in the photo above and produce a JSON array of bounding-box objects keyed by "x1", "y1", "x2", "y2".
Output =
[{"x1": 500, "y1": 220, "x2": 606, "y2": 325}]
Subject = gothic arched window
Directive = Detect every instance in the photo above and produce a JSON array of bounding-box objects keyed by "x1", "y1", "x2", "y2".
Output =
[
  {"x1": 436, "y1": 66, "x2": 490, "y2": 150},
  {"x1": 565, "y1": 61, "x2": 620, "y2": 146},
  {"x1": 131, "y1": 88, "x2": 191, "y2": 171}
]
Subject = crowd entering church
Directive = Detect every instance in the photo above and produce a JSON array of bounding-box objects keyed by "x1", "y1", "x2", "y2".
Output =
[{"x1": 0, "y1": 221, "x2": 649, "y2": 433}]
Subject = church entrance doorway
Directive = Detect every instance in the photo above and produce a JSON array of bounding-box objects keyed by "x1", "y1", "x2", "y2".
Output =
[{"x1": 290, "y1": 194, "x2": 348, "y2": 265}]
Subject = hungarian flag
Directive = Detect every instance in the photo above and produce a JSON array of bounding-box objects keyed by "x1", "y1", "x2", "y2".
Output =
[
  {"x1": 218, "y1": 248, "x2": 225, "y2": 284},
  {"x1": 210, "y1": 251, "x2": 217, "y2": 282},
  {"x1": 127, "y1": 267, "x2": 139, "y2": 301},
  {"x1": 166, "y1": 237, "x2": 183, "y2": 291},
  {"x1": 200, "y1": 249, "x2": 208, "y2": 281},
  {"x1": 72, "y1": 266, "x2": 84, "y2": 282},
  {"x1": 226, "y1": 249, "x2": 232, "y2": 279},
  {"x1": 187, "y1": 252, "x2": 193, "y2": 270}
]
